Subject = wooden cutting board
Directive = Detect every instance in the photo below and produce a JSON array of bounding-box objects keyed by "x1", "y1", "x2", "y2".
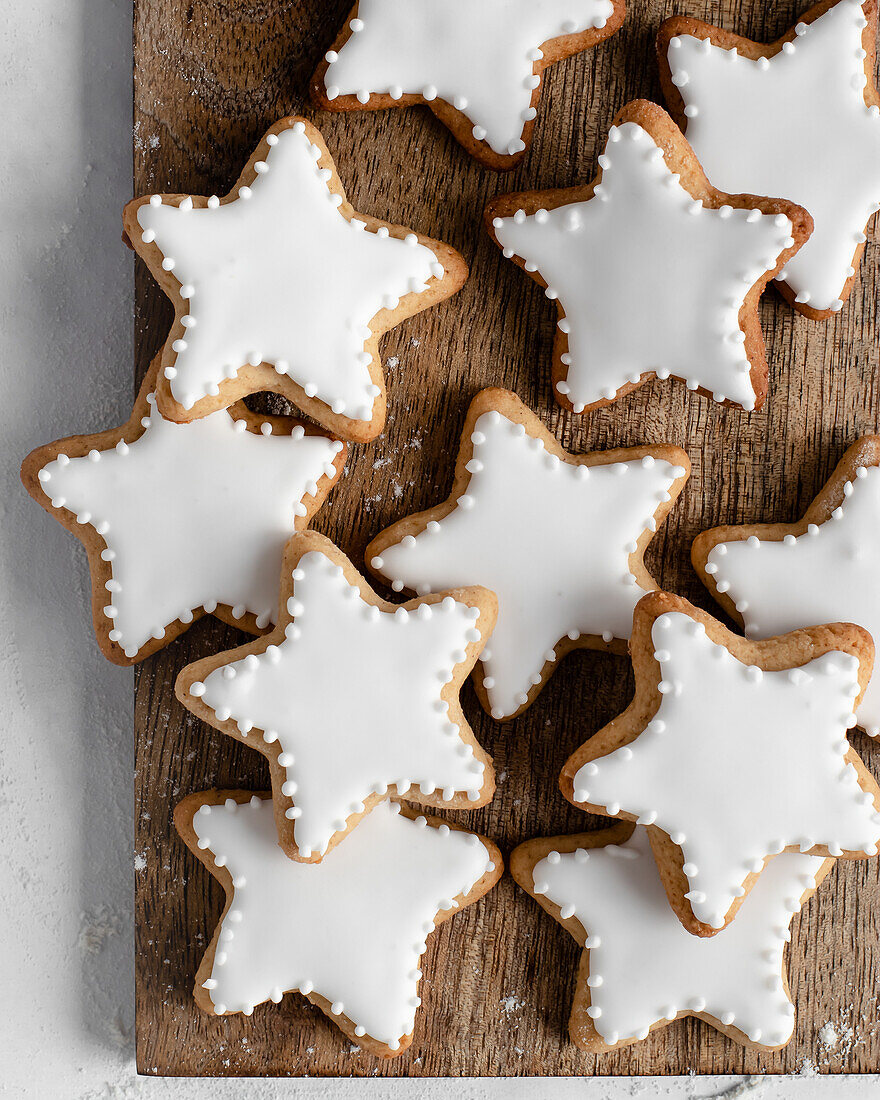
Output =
[{"x1": 133, "y1": 0, "x2": 880, "y2": 1077}]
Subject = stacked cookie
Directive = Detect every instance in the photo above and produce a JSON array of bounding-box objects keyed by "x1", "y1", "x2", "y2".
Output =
[{"x1": 20, "y1": 0, "x2": 880, "y2": 1063}]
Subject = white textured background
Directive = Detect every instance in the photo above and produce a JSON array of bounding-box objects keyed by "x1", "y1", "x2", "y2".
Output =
[{"x1": 0, "y1": 1, "x2": 875, "y2": 1096}]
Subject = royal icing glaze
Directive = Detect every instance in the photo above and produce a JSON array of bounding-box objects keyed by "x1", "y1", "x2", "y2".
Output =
[
  {"x1": 571, "y1": 612, "x2": 880, "y2": 930},
  {"x1": 321, "y1": 0, "x2": 618, "y2": 156},
  {"x1": 186, "y1": 548, "x2": 492, "y2": 858},
  {"x1": 664, "y1": 0, "x2": 880, "y2": 313},
  {"x1": 189, "y1": 796, "x2": 498, "y2": 1049},
  {"x1": 702, "y1": 463, "x2": 880, "y2": 737},
  {"x1": 492, "y1": 120, "x2": 797, "y2": 412},
  {"x1": 135, "y1": 120, "x2": 448, "y2": 426},
  {"x1": 35, "y1": 395, "x2": 342, "y2": 658},
  {"x1": 527, "y1": 827, "x2": 827, "y2": 1048},
  {"x1": 369, "y1": 404, "x2": 688, "y2": 720}
]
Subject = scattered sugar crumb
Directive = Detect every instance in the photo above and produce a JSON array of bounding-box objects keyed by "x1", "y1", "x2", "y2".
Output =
[
  {"x1": 372, "y1": 457, "x2": 392, "y2": 469},
  {"x1": 497, "y1": 769, "x2": 507, "y2": 785},
  {"x1": 387, "y1": 356, "x2": 400, "y2": 369},
  {"x1": 133, "y1": 120, "x2": 161, "y2": 155},
  {"x1": 819, "y1": 1021, "x2": 840, "y2": 1049},
  {"x1": 410, "y1": 338, "x2": 420, "y2": 348},
  {"x1": 501, "y1": 993, "x2": 524, "y2": 1015},
  {"x1": 798, "y1": 1058, "x2": 818, "y2": 1076},
  {"x1": 391, "y1": 480, "x2": 404, "y2": 498},
  {"x1": 134, "y1": 852, "x2": 147, "y2": 872},
  {"x1": 306, "y1": 1046, "x2": 315, "y2": 1055},
  {"x1": 78, "y1": 906, "x2": 122, "y2": 955},
  {"x1": 348, "y1": 1044, "x2": 360, "y2": 1054},
  {"x1": 815, "y1": 1006, "x2": 867, "y2": 1064}
]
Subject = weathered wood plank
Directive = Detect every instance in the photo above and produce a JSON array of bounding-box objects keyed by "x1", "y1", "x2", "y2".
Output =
[{"x1": 134, "y1": 0, "x2": 880, "y2": 1076}]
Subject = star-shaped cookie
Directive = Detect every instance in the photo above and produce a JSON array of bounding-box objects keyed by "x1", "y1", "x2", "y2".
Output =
[
  {"x1": 366, "y1": 388, "x2": 689, "y2": 721},
  {"x1": 561, "y1": 592, "x2": 880, "y2": 937},
  {"x1": 511, "y1": 822, "x2": 832, "y2": 1051},
  {"x1": 20, "y1": 358, "x2": 345, "y2": 664},
  {"x1": 123, "y1": 117, "x2": 467, "y2": 440},
  {"x1": 658, "y1": 0, "x2": 880, "y2": 319},
  {"x1": 311, "y1": 0, "x2": 626, "y2": 170},
  {"x1": 176, "y1": 793, "x2": 502, "y2": 1057},
  {"x1": 694, "y1": 436, "x2": 880, "y2": 737},
  {"x1": 485, "y1": 100, "x2": 811, "y2": 415},
  {"x1": 176, "y1": 532, "x2": 496, "y2": 862}
]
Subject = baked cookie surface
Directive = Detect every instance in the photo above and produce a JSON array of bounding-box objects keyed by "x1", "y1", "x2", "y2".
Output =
[
  {"x1": 124, "y1": 118, "x2": 467, "y2": 440},
  {"x1": 177, "y1": 532, "x2": 496, "y2": 862},
  {"x1": 367, "y1": 387, "x2": 689, "y2": 721},
  {"x1": 176, "y1": 793, "x2": 502, "y2": 1057},
  {"x1": 312, "y1": 0, "x2": 626, "y2": 169},
  {"x1": 512, "y1": 823, "x2": 832, "y2": 1051},
  {"x1": 486, "y1": 100, "x2": 810, "y2": 414},
  {"x1": 20, "y1": 358, "x2": 345, "y2": 664},
  {"x1": 658, "y1": 0, "x2": 880, "y2": 318},
  {"x1": 561, "y1": 592, "x2": 880, "y2": 936},
  {"x1": 693, "y1": 436, "x2": 880, "y2": 737}
]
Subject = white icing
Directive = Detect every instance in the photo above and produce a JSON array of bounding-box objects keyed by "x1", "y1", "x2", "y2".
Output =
[
  {"x1": 572, "y1": 611, "x2": 880, "y2": 930},
  {"x1": 666, "y1": 0, "x2": 880, "y2": 312},
  {"x1": 191, "y1": 797, "x2": 496, "y2": 1047},
  {"x1": 371, "y1": 407, "x2": 686, "y2": 720},
  {"x1": 531, "y1": 827, "x2": 826, "y2": 1047},
  {"x1": 704, "y1": 464, "x2": 880, "y2": 737},
  {"x1": 323, "y1": 0, "x2": 617, "y2": 156},
  {"x1": 191, "y1": 549, "x2": 489, "y2": 858},
  {"x1": 492, "y1": 120, "x2": 796, "y2": 412},
  {"x1": 37, "y1": 396, "x2": 342, "y2": 658},
  {"x1": 136, "y1": 121, "x2": 444, "y2": 421}
]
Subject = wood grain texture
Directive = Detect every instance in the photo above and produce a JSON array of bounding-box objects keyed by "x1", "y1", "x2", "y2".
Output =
[{"x1": 134, "y1": 0, "x2": 880, "y2": 1077}]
